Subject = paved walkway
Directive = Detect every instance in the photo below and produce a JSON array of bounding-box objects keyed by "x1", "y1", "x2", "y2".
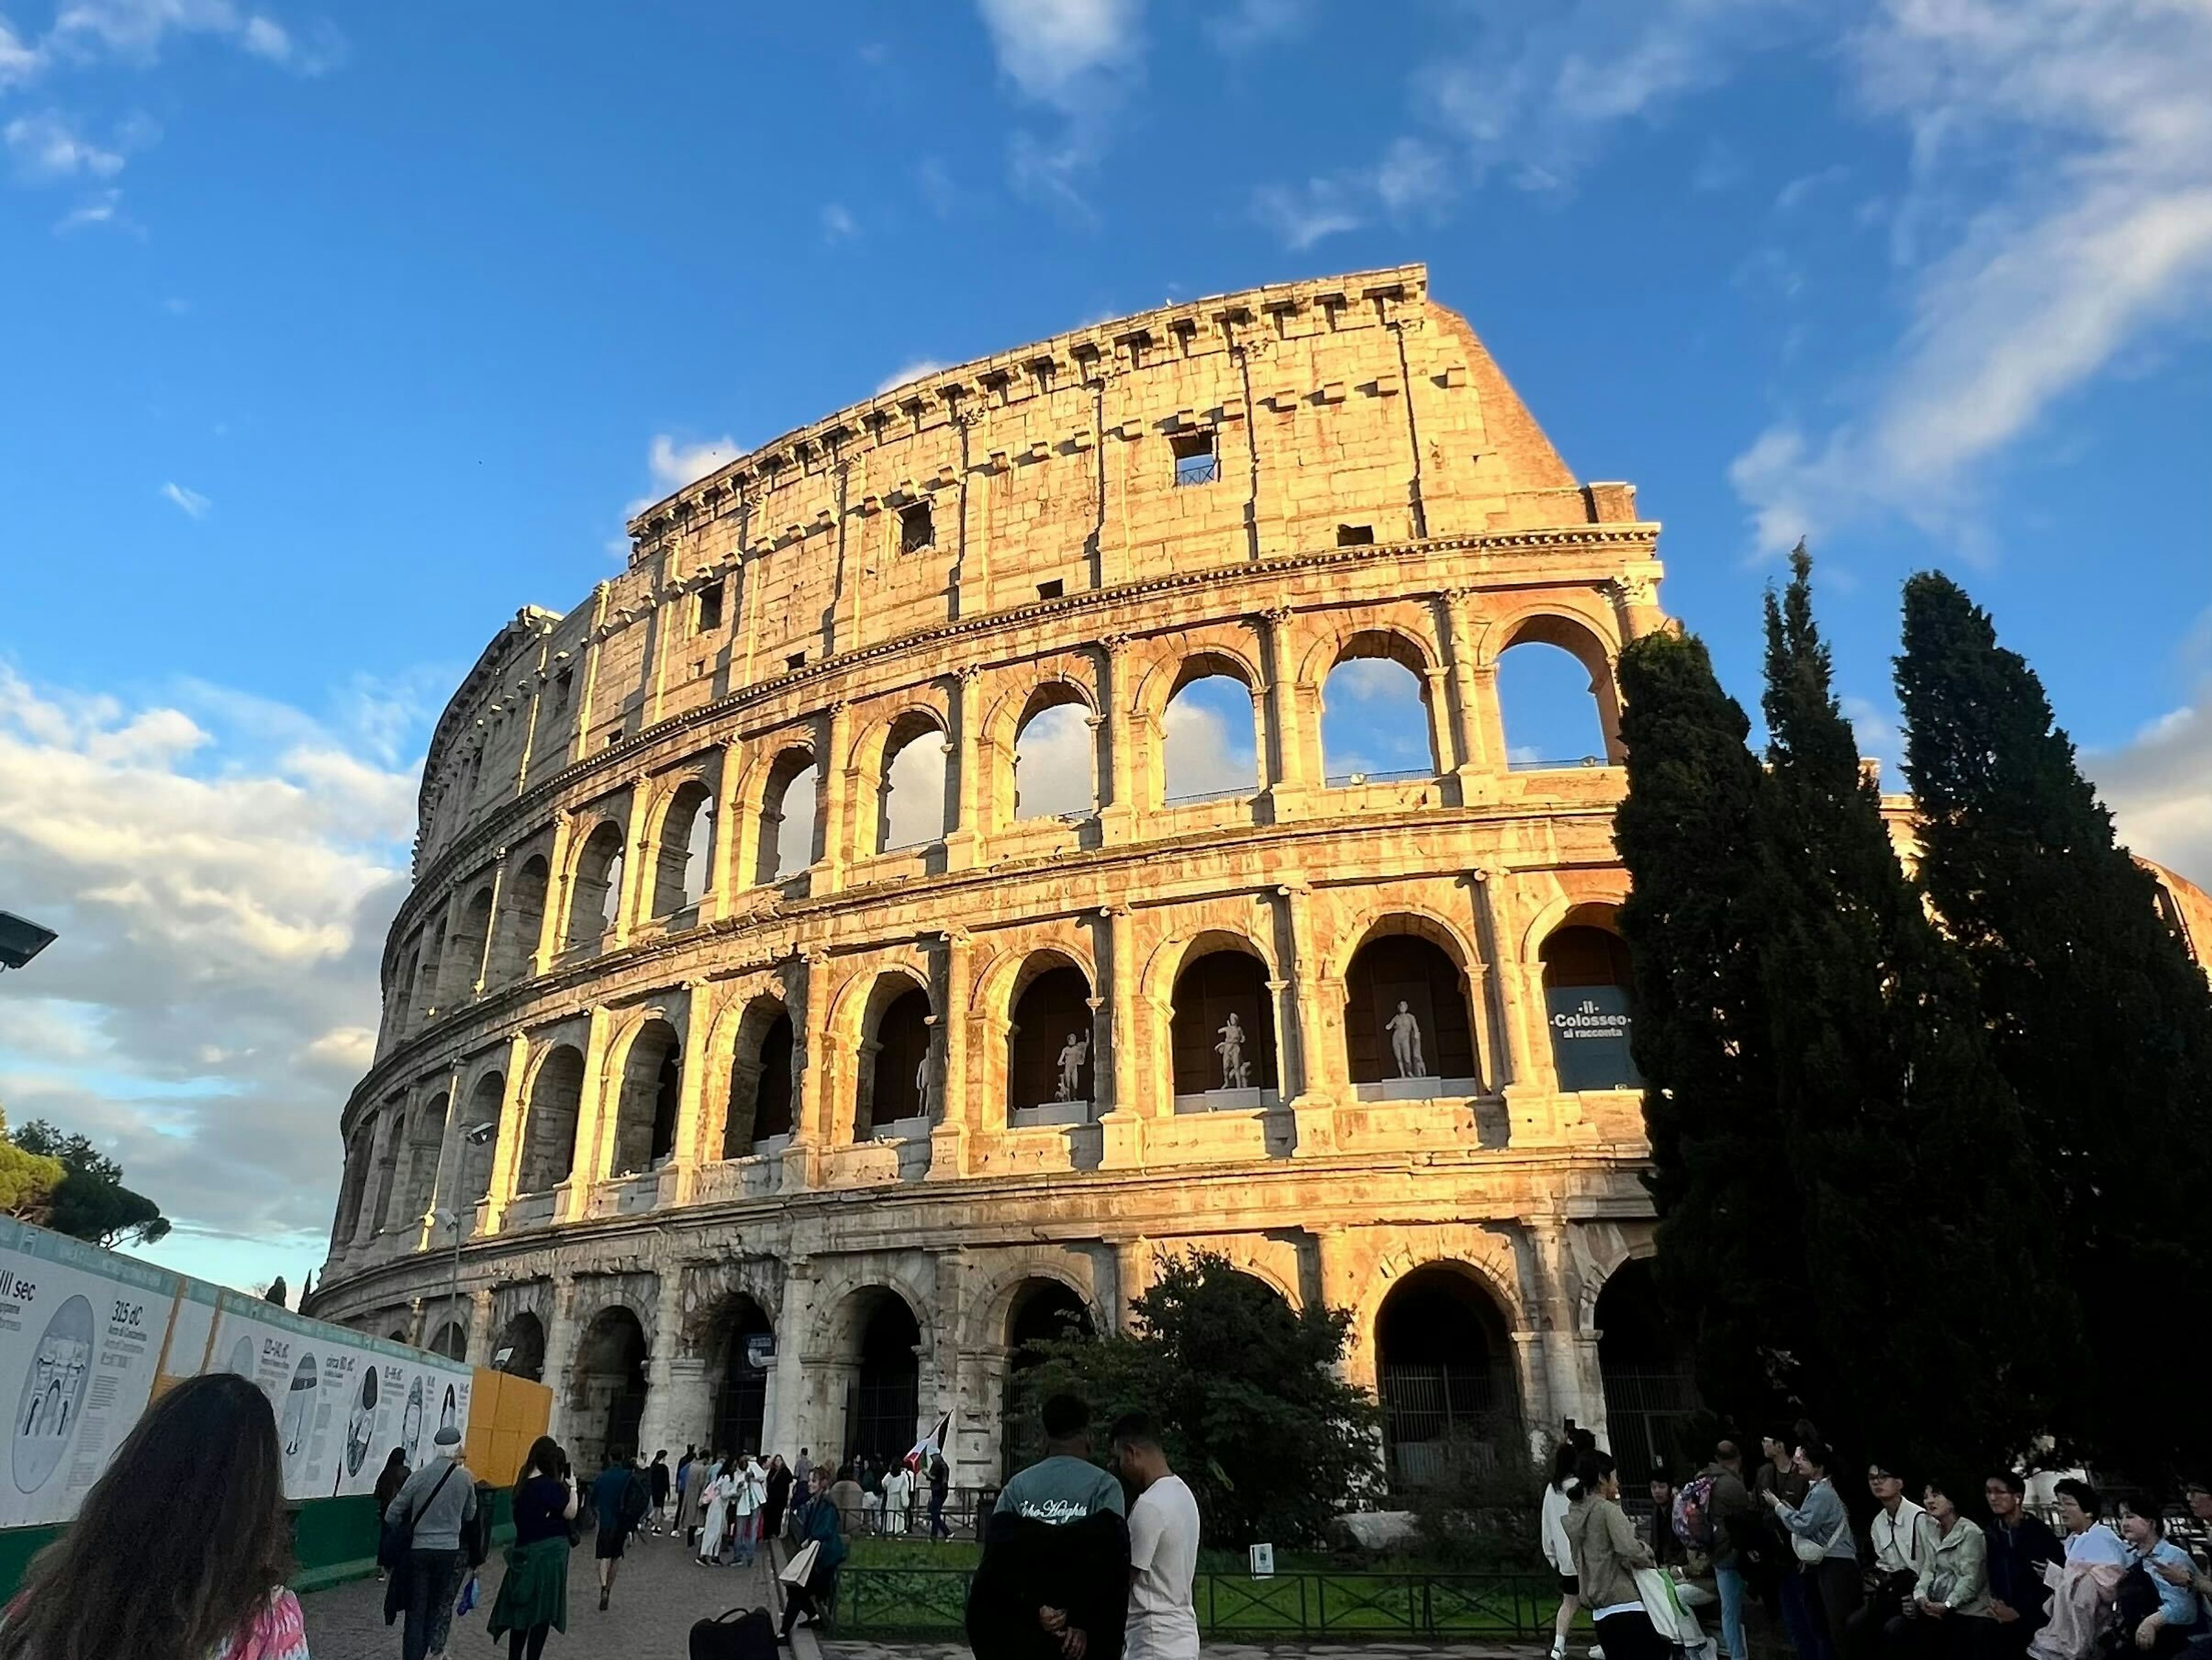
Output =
[
  {"x1": 824, "y1": 1645, "x2": 1549, "y2": 1659},
  {"x1": 301, "y1": 1529, "x2": 779, "y2": 1659}
]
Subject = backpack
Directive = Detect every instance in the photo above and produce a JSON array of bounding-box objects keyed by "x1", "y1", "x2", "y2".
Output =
[
  {"x1": 1673, "y1": 1473, "x2": 1719, "y2": 1551},
  {"x1": 620, "y1": 1469, "x2": 652, "y2": 1531},
  {"x1": 688, "y1": 1605, "x2": 776, "y2": 1660}
]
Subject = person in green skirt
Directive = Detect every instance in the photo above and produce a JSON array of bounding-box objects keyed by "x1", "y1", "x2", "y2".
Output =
[{"x1": 491, "y1": 1436, "x2": 579, "y2": 1660}]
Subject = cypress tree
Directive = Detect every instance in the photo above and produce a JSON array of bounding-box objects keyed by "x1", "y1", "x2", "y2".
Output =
[
  {"x1": 1897, "y1": 572, "x2": 2212, "y2": 1481},
  {"x1": 1613, "y1": 627, "x2": 1808, "y2": 1430},
  {"x1": 1756, "y1": 548, "x2": 2066, "y2": 1484}
]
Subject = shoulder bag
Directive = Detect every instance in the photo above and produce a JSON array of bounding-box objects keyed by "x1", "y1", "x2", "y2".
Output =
[
  {"x1": 378, "y1": 1461, "x2": 461, "y2": 1571},
  {"x1": 1793, "y1": 1506, "x2": 1849, "y2": 1566}
]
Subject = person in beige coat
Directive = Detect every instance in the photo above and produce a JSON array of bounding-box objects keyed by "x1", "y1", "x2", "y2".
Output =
[{"x1": 1565, "y1": 1450, "x2": 1669, "y2": 1660}]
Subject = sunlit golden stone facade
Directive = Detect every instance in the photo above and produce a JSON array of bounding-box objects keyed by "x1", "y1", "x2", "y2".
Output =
[{"x1": 308, "y1": 263, "x2": 1725, "y2": 1481}]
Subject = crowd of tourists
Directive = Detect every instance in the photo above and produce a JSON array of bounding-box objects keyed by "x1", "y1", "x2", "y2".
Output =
[{"x1": 1543, "y1": 1430, "x2": 2212, "y2": 1660}]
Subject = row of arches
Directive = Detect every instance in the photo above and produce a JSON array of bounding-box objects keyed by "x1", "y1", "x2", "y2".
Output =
[
  {"x1": 444, "y1": 1254, "x2": 1690, "y2": 1490},
  {"x1": 386, "y1": 619, "x2": 1623, "y2": 1039}
]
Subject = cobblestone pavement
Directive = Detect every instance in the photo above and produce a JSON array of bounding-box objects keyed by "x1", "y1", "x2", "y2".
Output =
[{"x1": 301, "y1": 1530, "x2": 777, "y2": 1660}]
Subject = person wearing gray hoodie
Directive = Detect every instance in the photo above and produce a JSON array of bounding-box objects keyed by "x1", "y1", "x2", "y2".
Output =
[{"x1": 1565, "y1": 1449, "x2": 1667, "y2": 1660}]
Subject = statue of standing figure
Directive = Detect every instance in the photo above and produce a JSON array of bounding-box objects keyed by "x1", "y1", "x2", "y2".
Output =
[
  {"x1": 915, "y1": 1047, "x2": 936, "y2": 1121},
  {"x1": 1385, "y1": 1000, "x2": 1427, "y2": 1079},
  {"x1": 1054, "y1": 1031, "x2": 1089, "y2": 1102},
  {"x1": 1215, "y1": 1012, "x2": 1250, "y2": 1090}
]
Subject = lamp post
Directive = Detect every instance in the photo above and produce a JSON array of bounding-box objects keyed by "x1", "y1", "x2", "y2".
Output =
[
  {"x1": 0, "y1": 913, "x2": 58, "y2": 973},
  {"x1": 434, "y1": 1121, "x2": 499, "y2": 1361}
]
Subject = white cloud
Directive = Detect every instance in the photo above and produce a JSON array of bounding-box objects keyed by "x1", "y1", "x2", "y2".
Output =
[
  {"x1": 877, "y1": 358, "x2": 948, "y2": 395},
  {"x1": 819, "y1": 201, "x2": 858, "y2": 241},
  {"x1": 647, "y1": 433, "x2": 740, "y2": 493},
  {"x1": 1205, "y1": 0, "x2": 1309, "y2": 54},
  {"x1": 976, "y1": 0, "x2": 1139, "y2": 109},
  {"x1": 160, "y1": 479, "x2": 210, "y2": 517},
  {"x1": 1775, "y1": 161, "x2": 1850, "y2": 210},
  {"x1": 4, "y1": 109, "x2": 123, "y2": 179},
  {"x1": 2092, "y1": 608, "x2": 2212, "y2": 890},
  {"x1": 0, "y1": 665, "x2": 421, "y2": 1287},
  {"x1": 1012, "y1": 702, "x2": 1094, "y2": 819},
  {"x1": 1251, "y1": 136, "x2": 1451, "y2": 250},
  {"x1": 45, "y1": 0, "x2": 338, "y2": 70},
  {"x1": 55, "y1": 183, "x2": 123, "y2": 230},
  {"x1": 1730, "y1": 0, "x2": 2212, "y2": 552},
  {"x1": 1162, "y1": 678, "x2": 1259, "y2": 799},
  {"x1": 0, "y1": 16, "x2": 42, "y2": 86},
  {"x1": 238, "y1": 13, "x2": 285, "y2": 59}
]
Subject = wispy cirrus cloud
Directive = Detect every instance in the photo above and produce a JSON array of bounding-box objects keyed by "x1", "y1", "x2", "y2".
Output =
[
  {"x1": 975, "y1": 0, "x2": 1143, "y2": 221},
  {"x1": 1249, "y1": 135, "x2": 1452, "y2": 251},
  {"x1": 160, "y1": 479, "x2": 210, "y2": 517}
]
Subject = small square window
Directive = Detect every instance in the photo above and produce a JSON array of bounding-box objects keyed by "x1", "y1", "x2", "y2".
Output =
[
  {"x1": 786, "y1": 651, "x2": 807, "y2": 671},
  {"x1": 695, "y1": 580, "x2": 725, "y2": 633},
  {"x1": 1037, "y1": 579, "x2": 1065, "y2": 601},
  {"x1": 1171, "y1": 430, "x2": 1218, "y2": 487},
  {"x1": 552, "y1": 669, "x2": 573, "y2": 715},
  {"x1": 899, "y1": 500, "x2": 935, "y2": 553},
  {"x1": 1336, "y1": 523, "x2": 1375, "y2": 546}
]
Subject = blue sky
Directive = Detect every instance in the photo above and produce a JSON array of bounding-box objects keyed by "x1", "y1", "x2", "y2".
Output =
[{"x1": 3, "y1": 0, "x2": 2209, "y2": 1293}]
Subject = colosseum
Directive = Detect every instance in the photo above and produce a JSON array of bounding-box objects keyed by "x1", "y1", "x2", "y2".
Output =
[{"x1": 306, "y1": 263, "x2": 2210, "y2": 1491}]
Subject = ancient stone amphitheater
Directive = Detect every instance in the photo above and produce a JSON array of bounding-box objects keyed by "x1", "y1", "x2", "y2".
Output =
[{"x1": 308, "y1": 264, "x2": 2211, "y2": 1489}]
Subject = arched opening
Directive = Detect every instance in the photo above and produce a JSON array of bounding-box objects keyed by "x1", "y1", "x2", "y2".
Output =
[
  {"x1": 569, "y1": 1306, "x2": 649, "y2": 1476},
  {"x1": 494, "y1": 854, "x2": 548, "y2": 984},
  {"x1": 611, "y1": 1018, "x2": 682, "y2": 1175},
  {"x1": 426, "y1": 1319, "x2": 467, "y2": 1363},
  {"x1": 446, "y1": 886, "x2": 494, "y2": 1002},
  {"x1": 1344, "y1": 930, "x2": 1479, "y2": 1090},
  {"x1": 652, "y1": 780, "x2": 714, "y2": 917},
  {"x1": 459, "y1": 1072, "x2": 503, "y2": 1209},
  {"x1": 1013, "y1": 687, "x2": 1094, "y2": 821},
  {"x1": 566, "y1": 822, "x2": 626, "y2": 949},
  {"x1": 857, "y1": 981, "x2": 933, "y2": 1138},
  {"x1": 710, "y1": 1296, "x2": 775, "y2": 1457},
  {"x1": 398, "y1": 1094, "x2": 449, "y2": 1228},
  {"x1": 1322, "y1": 636, "x2": 1438, "y2": 784},
  {"x1": 879, "y1": 714, "x2": 950, "y2": 852},
  {"x1": 1375, "y1": 1266, "x2": 1517, "y2": 1490},
  {"x1": 1001, "y1": 1279, "x2": 1094, "y2": 1479},
  {"x1": 1007, "y1": 959, "x2": 1094, "y2": 1122},
  {"x1": 725, "y1": 1000, "x2": 796, "y2": 1155},
  {"x1": 1498, "y1": 619, "x2": 1618, "y2": 770},
  {"x1": 520, "y1": 1045, "x2": 585, "y2": 1193},
  {"x1": 1169, "y1": 946, "x2": 1278, "y2": 1098},
  {"x1": 366, "y1": 1106, "x2": 405, "y2": 1234},
  {"x1": 1595, "y1": 1258, "x2": 1700, "y2": 1485},
  {"x1": 1162, "y1": 661, "x2": 1259, "y2": 804},
  {"x1": 493, "y1": 1312, "x2": 546, "y2": 1382},
  {"x1": 846, "y1": 1292, "x2": 921, "y2": 1469},
  {"x1": 757, "y1": 750, "x2": 819, "y2": 884},
  {"x1": 337, "y1": 1129, "x2": 372, "y2": 1239},
  {"x1": 1539, "y1": 910, "x2": 1641, "y2": 1090},
  {"x1": 414, "y1": 927, "x2": 445, "y2": 1022}
]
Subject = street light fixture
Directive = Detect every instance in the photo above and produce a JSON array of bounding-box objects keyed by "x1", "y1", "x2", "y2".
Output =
[
  {"x1": 0, "y1": 913, "x2": 58, "y2": 973},
  {"x1": 432, "y1": 1122, "x2": 500, "y2": 1362}
]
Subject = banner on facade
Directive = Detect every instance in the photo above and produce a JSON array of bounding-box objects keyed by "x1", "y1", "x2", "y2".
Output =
[
  {"x1": 0, "y1": 1217, "x2": 179, "y2": 1529},
  {"x1": 1544, "y1": 985, "x2": 1642, "y2": 1092}
]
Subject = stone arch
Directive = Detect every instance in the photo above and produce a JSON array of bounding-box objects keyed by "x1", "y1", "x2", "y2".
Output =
[
  {"x1": 998, "y1": 1275, "x2": 1100, "y2": 1480},
  {"x1": 1005, "y1": 679, "x2": 1099, "y2": 823},
  {"x1": 492, "y1": 1309, "x2": 546, "y2": 1382},
  {"x1": 859, "y1": 705, "x2": 952, "y2": 853},
  {"x1": 1318, "y1": 629, "x2": 1445, "y2": 783},
  {"x1": 1340, "y1": 914, "x2": 1482, "y2": 1088},
  {"x1": 842, "y1": 968, "x2": 934, "y2": 1140},
  {"x1": 1156, "y1": 651, "x2": 1263, "y2": 806},
  {"x1": 650, "y1": 776, "x2": 715, "y2": 917},
  {"x1": 491, "y1": 853, "x2": 549, "y2": 984},
  {"x1": 748, "y1": 743, "x2": 821, "y2": 885},
  {"x1": 1592, "y1": 1254, "x2": 1698, "y2": 1484},
  {"x1": 1493, "y1": 609, "x2": 1624, "y2": 767},
  {"x1": 425, "y1": 1318, "x2": 467, "y2": 1363},
  {"x1": 518, "y1": 1042, "x2": 585, "y2": 1193},
  {"x1": 564, "y1": 819, "x2": 626, "y2": 950},
  {"x1": 722, "y1": 992, "x2": 796, "y2": 1154},
  {"x1": 1372, "y1": 1261, "x2": 1522, "y2": 1489},
  {"x1": 1004, "y1": 950, "x2": 1097, "y2": 1122},
  {"x1": 396, "y1": 1089, "x2": 449, "y2": 1233},
  {"x1": 962, "y1": 1256, "x2": 1106, "y2": 1354},
  {"x1": 1538, "y1": 902, "x2": 1641, "y2": 1092},
  {"x1": 444, "y1": 881, "x2": 495, "y2": 1003},
  {"x1": 607, "y1": 1014, "x2": 683, "y2": 1175},
  {"x1": 456, "y1": 1069, "x2": 503, "y2": 1208},
  {"x1": 1162, "y1": 931, "x2": 1279, "y2": 1097},
  {"x1": 568, "y1": 1303, "x2": 650, "y2": 1475},
  {"x1": 816, "y1": 1284, "x2": 925, "y2": 1470},
  {"x1": 699, "y1": 1290, "x2": 777, "y2": 1457}
]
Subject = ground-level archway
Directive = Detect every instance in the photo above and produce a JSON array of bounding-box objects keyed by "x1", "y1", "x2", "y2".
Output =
[
  {"x1": 1594, "y1": 1257, "x2": 1699, "y2": 1485},
  {"x1": 569, "y1": 1306, "x2": 649, "y2": 1476},
  {"x1": 709, "y1": 1296, "x2": 775, "y2": 1458},
  {"x1": 844, "y1": 1291, "x2": 921, "y2": 1469},
  {"x1": 1374, "y1": 1266, "x2": 1518, "y2": 1490},
  {"x1": 493, "y1": 1312, "x2": 546, "y2": 1382},
  {"x1": 1000, "y1": 1279, "x2": 1094, "y2": 1480}
]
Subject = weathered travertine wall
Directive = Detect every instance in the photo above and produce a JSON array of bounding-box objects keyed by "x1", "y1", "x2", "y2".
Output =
[{"x1": 334, "y1": 264, "x2": 2205, "y2": 1487}]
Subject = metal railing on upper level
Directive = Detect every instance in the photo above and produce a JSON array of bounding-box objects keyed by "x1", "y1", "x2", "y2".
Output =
[{"x1": 1324, "y1": 766, "x2": 1434, "y2": 787}]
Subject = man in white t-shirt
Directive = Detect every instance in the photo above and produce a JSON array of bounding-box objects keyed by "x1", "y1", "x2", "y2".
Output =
[{"x1": 1111, "y1": 1412, "x2": 1202, "y2": 1660}]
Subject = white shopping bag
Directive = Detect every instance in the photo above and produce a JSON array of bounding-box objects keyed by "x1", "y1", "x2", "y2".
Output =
[{"x1": 779, "y1": 1540, "x2": 820, "y2": 1587}]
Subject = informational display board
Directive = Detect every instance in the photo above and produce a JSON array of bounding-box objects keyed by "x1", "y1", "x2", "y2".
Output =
[
  {"x1": 0, "y1": 1217, "x2": 179, "y2": 1529},
  {"x1": 203, "y1": 1292, "x2": 472, "y2": 1501},
  {"x1": 0, "y1": 1217, "x2": 475, "y2": 1523},
  {"x1": 1545, "y1": 985, "x2": 1643, "y2": 1091}
]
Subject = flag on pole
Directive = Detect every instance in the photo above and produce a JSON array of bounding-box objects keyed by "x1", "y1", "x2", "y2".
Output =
[{"x1": 905, "y1": 1411, "x2": 950, "y2": 1473}]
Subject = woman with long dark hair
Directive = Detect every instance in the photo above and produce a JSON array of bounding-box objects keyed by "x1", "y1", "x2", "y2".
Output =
[
  {"x1": 1564, "y1": 1449, "x2": 1667, "y2": 1660},
  {"x1": 489, "y1": 1436, "x2": 578, "y2": 1660},
  {"x1": 372, "y1": 1449, "x2": 410, "y2": 1582},
  {"x1": 0, "y1": 1372, "x2": 308, "y2": 1660}
]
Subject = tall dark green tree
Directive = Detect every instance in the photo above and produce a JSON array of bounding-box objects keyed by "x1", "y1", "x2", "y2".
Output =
[
  {"x1": 1897, "y1": 571, "x2": 2212, "y2": 1481},
  {"x1": 1613, "y1": 626, "x2": 1807, "y2": 1431},
  {"x1": 7, "y1": 1120, "x2": 171, "y2": 1250},
  {"x1": 1756, "y1": 549, "x2": 2066, "y2": 1485}
]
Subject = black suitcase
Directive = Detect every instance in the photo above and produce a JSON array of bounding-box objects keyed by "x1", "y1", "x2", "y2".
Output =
[{"x1": 689, "y1": 1604, "x2": 776, "y2": 1660}]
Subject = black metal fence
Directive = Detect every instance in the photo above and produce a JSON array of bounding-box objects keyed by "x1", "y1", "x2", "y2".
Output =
[{"x1": 831, "y1": 1567, "x2": 1559, "y2": 1640}]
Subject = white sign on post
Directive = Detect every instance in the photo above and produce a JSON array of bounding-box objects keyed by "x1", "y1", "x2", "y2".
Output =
[{"x1": 1249, "y1": 1542, "x2": 1276, "y2": 1578}]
